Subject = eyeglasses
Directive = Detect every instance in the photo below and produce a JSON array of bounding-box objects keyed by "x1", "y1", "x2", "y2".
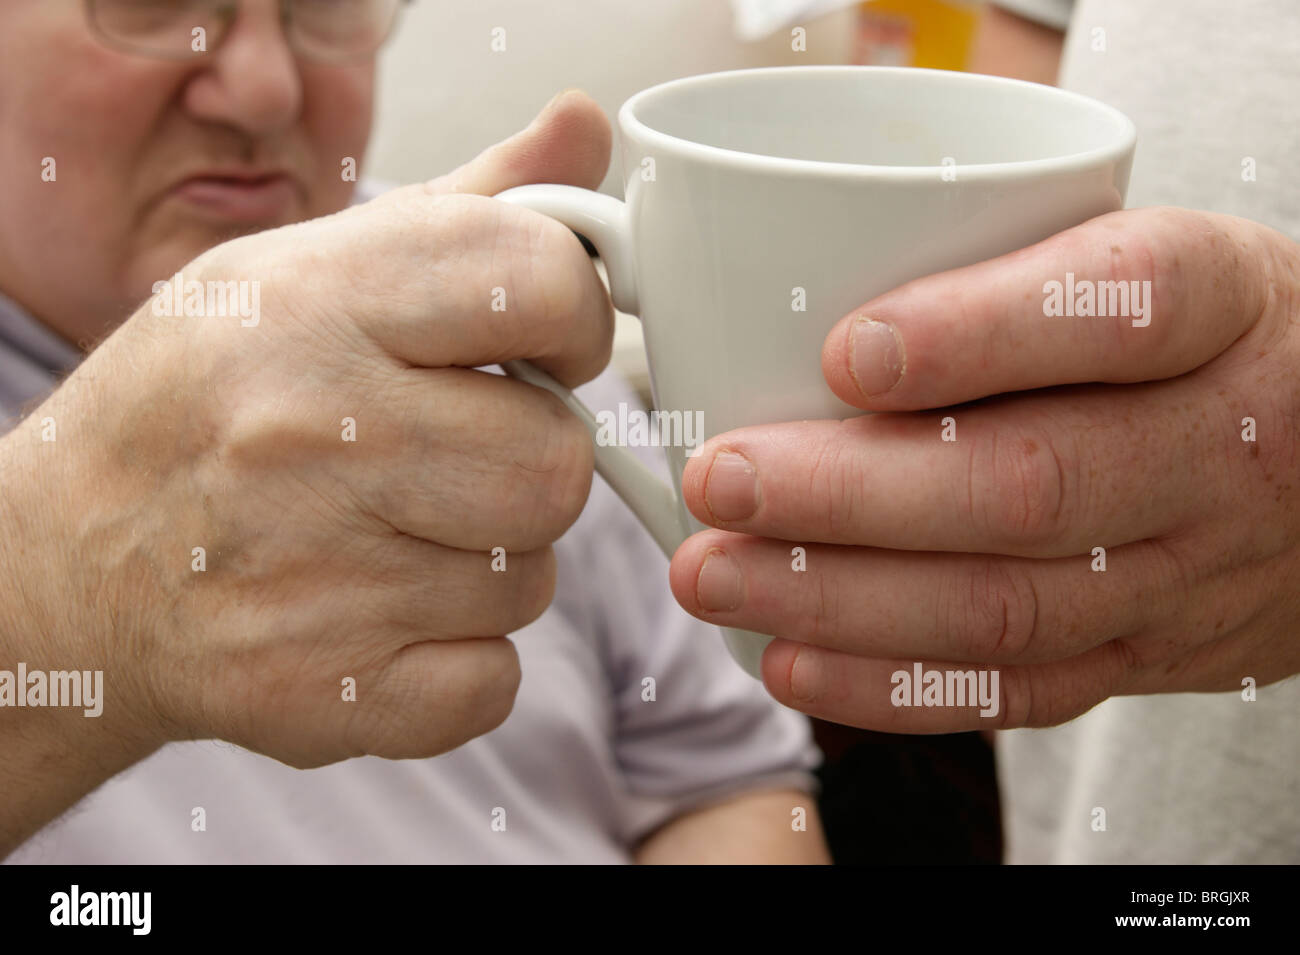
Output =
[{"x1": 84, "y1": 0, "x2": 410, "y2": 64}]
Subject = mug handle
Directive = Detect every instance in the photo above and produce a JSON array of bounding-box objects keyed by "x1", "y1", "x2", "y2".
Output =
[
  {"x1": 494, "y1": 183, "x2": 776, "y2": 679},
  {"x1": 493, "y1": 184, "x2": 684, "y2": 558}
]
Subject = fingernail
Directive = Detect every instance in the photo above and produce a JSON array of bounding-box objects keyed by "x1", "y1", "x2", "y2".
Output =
[
  {"x1": 850, "y1": 317, "x2": 904, "y2": 397},
  {"x1": 696, "y1": 548, "x2": 744, "y2": 612},
  {"x1": 788, "y1": 644, "x2": 825, "y2": 704},
  {"x1": 704, "y1": 451, "x2": 759, "y2": 522}
]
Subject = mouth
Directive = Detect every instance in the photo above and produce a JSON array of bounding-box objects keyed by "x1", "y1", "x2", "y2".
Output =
[{"x1": 169, "y1": 170, "x2": 301, "y2": 224}]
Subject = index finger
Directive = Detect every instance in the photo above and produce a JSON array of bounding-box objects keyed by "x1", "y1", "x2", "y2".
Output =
[
  {"x1": 216, "y1": 189, "x2": 614, "y2": 388},
  {"x1": 822, "y1": 207, "x2": 1280, "y2": 411}
]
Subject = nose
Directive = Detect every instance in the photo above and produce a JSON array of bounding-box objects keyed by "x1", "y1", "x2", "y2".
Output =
[{"x1": 181, "y1": 0, "x2": 302, "y2": 136}]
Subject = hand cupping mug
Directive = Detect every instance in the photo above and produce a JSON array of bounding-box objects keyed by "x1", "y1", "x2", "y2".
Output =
[{"x1": 497, "y1": 66, "x2": 1136, "y2": 678}]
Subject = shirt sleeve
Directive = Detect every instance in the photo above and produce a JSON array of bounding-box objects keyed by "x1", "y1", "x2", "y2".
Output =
[
  {"x1": 567, "y1": 371, "x2": 823, "y2": 845},
  {"x1": 989, "y1": 0, "x2": 1073, "y2": 31}
]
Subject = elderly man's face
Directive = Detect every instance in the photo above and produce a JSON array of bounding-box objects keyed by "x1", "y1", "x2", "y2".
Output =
[{"x1": 0, "y1": 0, "x2": 376, "y2": 344}]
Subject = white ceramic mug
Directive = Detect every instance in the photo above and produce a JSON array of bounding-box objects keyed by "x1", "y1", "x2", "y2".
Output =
[{"x1": 496, "y1": 66, "x2": 1136, "y2": 678}]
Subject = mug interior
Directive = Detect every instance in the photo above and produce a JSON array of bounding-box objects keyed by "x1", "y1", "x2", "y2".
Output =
[{"x1": 626, "y1": 67, "x2": 1133, "y2": 169}]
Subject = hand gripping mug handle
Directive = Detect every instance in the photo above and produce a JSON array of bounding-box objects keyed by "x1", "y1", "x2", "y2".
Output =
[
  {"x1": 492, "y1": 184, "x2": 684, "y2": 558},
  {"x1": 494, "y1": 183, "x2": 775, "y2": 679}
]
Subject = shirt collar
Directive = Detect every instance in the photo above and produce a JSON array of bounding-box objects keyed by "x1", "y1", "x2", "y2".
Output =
[{"x1": 0, "y1": 289, "x2": 83, "y2": 376}]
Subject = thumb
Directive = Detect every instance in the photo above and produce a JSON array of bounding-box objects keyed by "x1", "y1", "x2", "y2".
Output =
[{"x1": 425, "y1": 89, "x2": 611, "y2": 198}]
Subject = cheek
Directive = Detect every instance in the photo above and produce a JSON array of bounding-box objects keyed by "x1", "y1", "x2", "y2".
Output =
[
  {"x1": 301, "y1": 68, "x2": 375, "y2": 214},
  {"x1": 0, "y1": 16, "x2": 181, "y2": 315},
  {"x1": 10, "y1": 13, "x2": 172, "y2": 186},
  {"x1": 36, "y1": 57, "x2": 176, "y2": 221}
]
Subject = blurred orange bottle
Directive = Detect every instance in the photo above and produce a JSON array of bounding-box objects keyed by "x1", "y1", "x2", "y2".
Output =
[{"x1": 853, "y1": 0, "x2": 979, "y2": 70}]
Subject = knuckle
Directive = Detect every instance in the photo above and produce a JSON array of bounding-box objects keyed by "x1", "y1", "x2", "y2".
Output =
[
  {"x1": 954, "y1": 561, "x2": 1040, "y2": 660},
  {"x1": 997, "y1": 665, "x2": 1078, "y2": 729},
  {"x1": 428, "y1": 191, "x2": 492, "y2": 235},
  {"x1": 1029, "y1": 689, "x2": 1091, "y2": 728},
  {"x1": 427, "y1": 193, "x2": 500, "y2": 280},
  {"x1": 1109, "y1": 635, "x2": 1142, "y2": 673},
  {"x1": 541, "y1": 400, "x2": 596, "y2": 520},
  {"x1": 1133, "y1": 208, "x2": 1266, "y2": 349},
  {"x1": 462, "y1": 643, "x2": 523, "y2": 734},
  {"x1": 1133, "y1": 208, "x2": 1205, "y2": 341},
  {"x1": 417, "y1": 193, "x2": 497, "y2": 302},
  {"x1": 1095, "y1": 215, "x2": 1171, "y2": 350},
  {"x1": 970, "y1": 426, "x2": 1068, "y2": 548},
  {"x1": 805, "y1": 430, "x2": 863, "y2": 536},
  {"x1": 998, "y1": 662, "x2": 1098, "y2": 730},
  {"x1": 793, "y1": 566, "x2": 841, "y2": 646},
  {"x1": 469, "y1": 202, "x2": 607, "y2": 376},
  {"x1": 1264, "y1": 219, "x2": 1300, "y2": 321},
  {"x1": 360, "y1": 640, "x2": 522, "y2": 757},
  {"x1": 504, "y1": 547, "x2": 559, "y2": 632},
  {"x1": 508, "y1": 397, "x2": 594, "y2": 543},
  {"x1": 991, "y1": 666, "x2": 1034, "y2": 729},
  {"x1": 521, "y1": 212, "x2": 590, "y2": 338}
]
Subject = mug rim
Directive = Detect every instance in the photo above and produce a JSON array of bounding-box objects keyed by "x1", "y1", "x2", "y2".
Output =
[{"x1": 618, "y1": 65, "x2": 1137, "y2": 181}]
